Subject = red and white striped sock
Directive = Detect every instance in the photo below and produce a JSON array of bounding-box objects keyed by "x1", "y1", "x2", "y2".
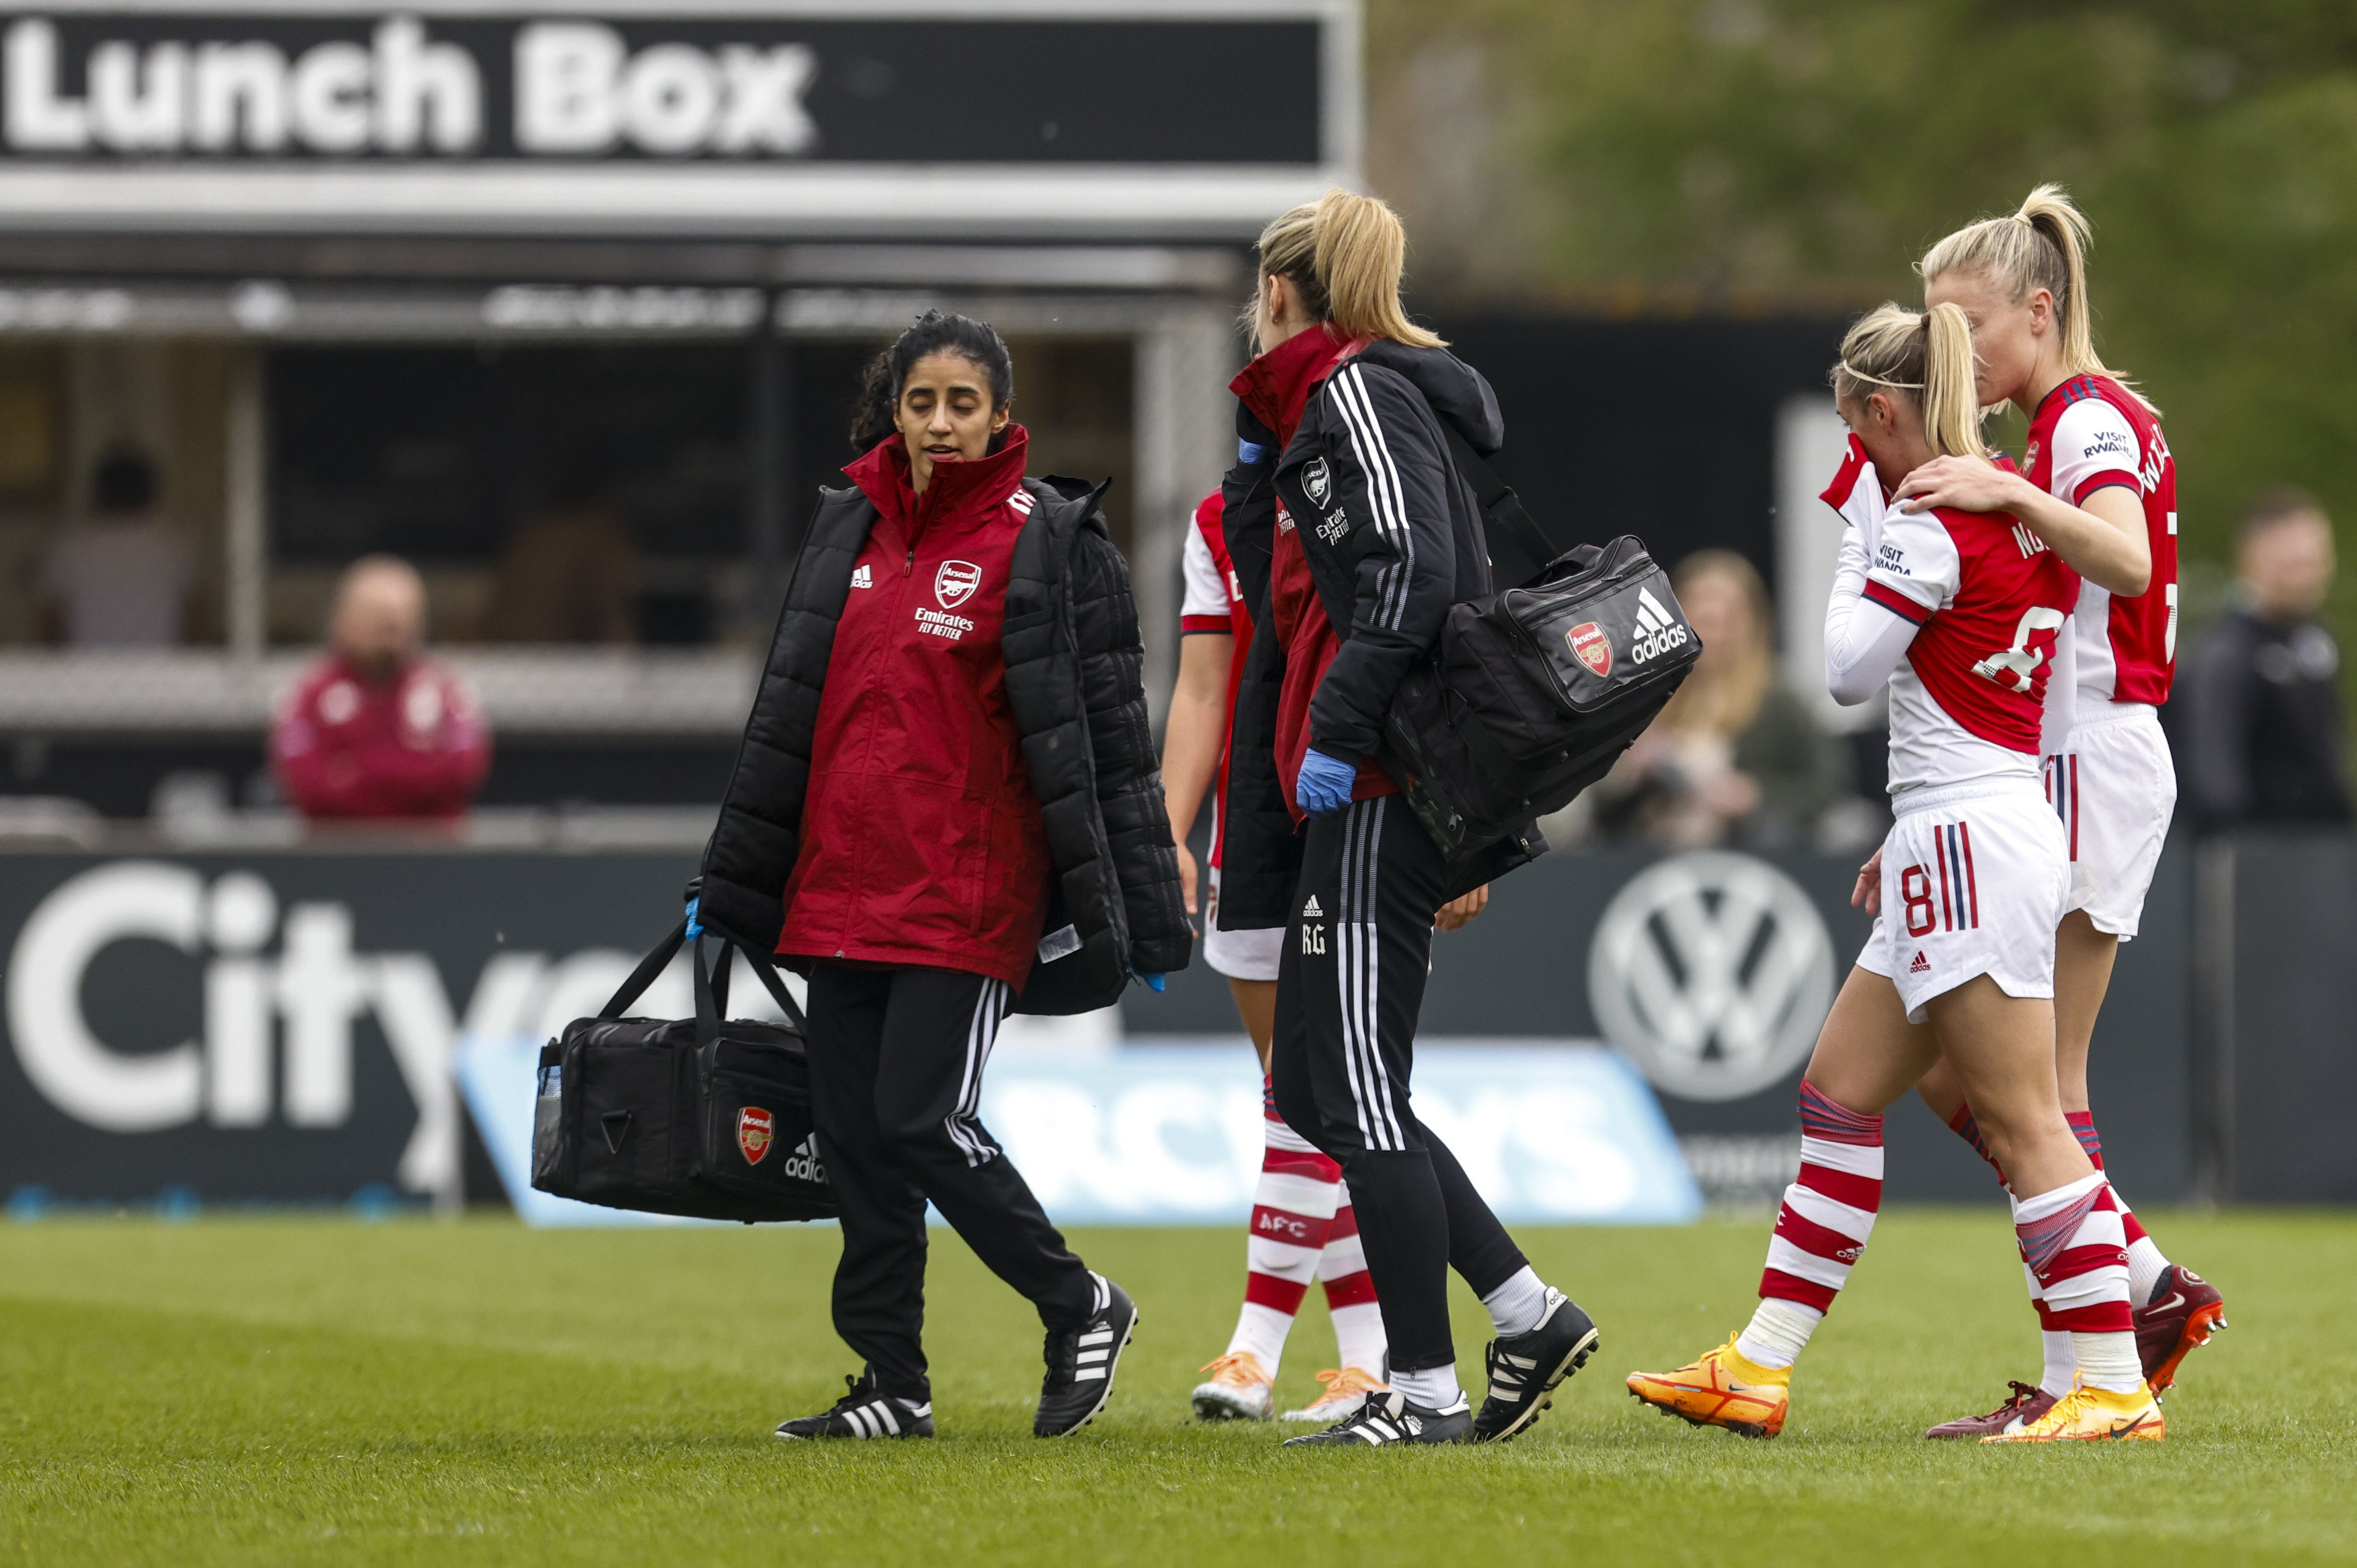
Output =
[
  {"x1": 2066, "y1": 1110, "x2": 2170, "y2": 1303},
  {"x1": 1316, "y1": 1187, "x2": 1387, "y2": 1374},
  {"x1": 1223, "y1": 1079, "x2": 1342, "y2": 1374},
  {"x1": 1736, "y1": 1081, "x2": 1883, "y2": 1369},
  {"x1": 2015, "y1": 1172, "x2": 2140, "y2": 1392}
]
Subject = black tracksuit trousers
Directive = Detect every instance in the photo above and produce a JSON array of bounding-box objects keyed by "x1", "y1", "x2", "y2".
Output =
[
  {"x1": 1271, "y1": 794, "x2": 1530, "y2": 1375},
  {"x1": 804, "y1": 963, "x2": 1097, "y2": 1400}
]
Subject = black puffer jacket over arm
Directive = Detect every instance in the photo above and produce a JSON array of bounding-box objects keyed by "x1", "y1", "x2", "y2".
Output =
[{"x1": 699, "y1": 476, "x2": 1188, "y2": 1016}]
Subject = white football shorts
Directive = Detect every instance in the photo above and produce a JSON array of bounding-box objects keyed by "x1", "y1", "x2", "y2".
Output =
[
  {"x1": 1203, "y1": 866, "x2": 1283, "y2": 983},
  {"x1": 1858, "y1": 777, "x2": 2069, "y2": 1024},
  {"x1": 2043, "y1": 703, "x2": 2175, "y2": 941}
]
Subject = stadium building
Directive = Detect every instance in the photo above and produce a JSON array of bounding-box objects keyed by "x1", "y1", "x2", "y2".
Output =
[{"x1": 0, "y1": 0, "x2": 1357, "y2": 819}]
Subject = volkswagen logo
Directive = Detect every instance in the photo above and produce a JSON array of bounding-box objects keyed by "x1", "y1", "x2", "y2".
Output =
[{"x1": 1586, "y1": 851, "x2": 1834, "y2": 1102}]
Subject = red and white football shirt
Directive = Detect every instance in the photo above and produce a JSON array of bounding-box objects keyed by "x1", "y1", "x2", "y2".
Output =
[
  {"x1": 1180, "y1": 490, "x2": 1253, "y2": 868},
  {"x1": 1822, "y1": 439, "x2": 2082, "y2": 795},
  {"x1": 2023, "y1": 375, "x2": 2177, "y2": 709}
]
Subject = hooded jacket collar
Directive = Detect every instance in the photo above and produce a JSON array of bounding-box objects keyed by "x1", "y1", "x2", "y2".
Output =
[
  {"x1": 845, "y1": 426, "x2": 1031, "y2": 535},
  {"x1": 1231, "y1": 325, "x2": 1359, "y2": 448},
  {"x1": 1349, "y1": 338, "x2": 1507, "y2": 456}
]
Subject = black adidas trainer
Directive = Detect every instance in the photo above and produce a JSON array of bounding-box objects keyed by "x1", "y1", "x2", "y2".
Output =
[
  {"x1": 1035, "y1": 1273, "x2": 1137, "y2": 1437},
  {"x1": 776, "y1": 1370, "x2": 934, "y2": 1441},
  {"x1": 1472, "y1": 1288, "x2": 1600, "y2": 1443},
  {"x1": 1283, "y1": 1388, "x2": 1472, "y2": 1447}
]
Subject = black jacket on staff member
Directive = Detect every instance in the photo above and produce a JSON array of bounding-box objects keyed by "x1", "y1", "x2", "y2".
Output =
[
  {"x1": 697, "y1": 312, "x2": 1184, "y2": 1443},
  {"x1": 1217, "y1": 347, "x2": 1540, "y2": 936}
]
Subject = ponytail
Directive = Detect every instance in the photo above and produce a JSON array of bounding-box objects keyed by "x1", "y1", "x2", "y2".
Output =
[
  {"x1": 1831, "y1": 301, "x2": 1987, "y2": 460},
  {"x1": 1921, "y1": 302, "x2": 1985, "y2": 461},
  {"x1": 1917, "y1": 183, "x2": 2151, "y2": 407},
  {"x1": 1255, "y1": 188, "x2": 1445, "y2": 349}
]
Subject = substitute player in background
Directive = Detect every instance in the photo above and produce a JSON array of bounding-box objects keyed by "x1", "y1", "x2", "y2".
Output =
[
  {"x1": 1897, "y1": 186, "x2": 2224, "y2": 1435},
  {"x1": 1166, "y1": 487, "x2": 1390, "y2": 1425},
  {"x1": 1630, "y1": 300, "x2": 2168, "y2": 1443}
]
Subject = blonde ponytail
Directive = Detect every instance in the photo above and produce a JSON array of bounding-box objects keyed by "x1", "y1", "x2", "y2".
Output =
[
  {"x1": 1254, "y1": 188, "x2": 1445, "y2": 349},
  {"x1": 1831, "y1": 301, "x2": 1987, "y2": 460},
  {"x1": 1916, "y1": 183, "x2": 2149, "y2": 405},
  {"x1": 1920, "y1": 301, "x2": 1986, "y2": 460}
]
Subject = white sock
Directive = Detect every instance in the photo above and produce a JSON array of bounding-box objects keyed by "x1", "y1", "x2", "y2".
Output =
[
  {"x1": 1481, "y1": 1266, "x2": 1550, "y2": 1337},
  {"x1": 2071, "y1": 1331, "x2": 2143, "y2": 1393},
  {"x1": 1388, "y1": 1363, "x2": 1461, "y2": 1409},
  {"x1": 1734, "y1": 1297, "x2": 1821, "y2": 1370},
  {"x1": 2126, "y1": 1236, "x2": 2170, "y2": 1305},
  {"x1": 2039, "y1": 1330, "x2": 2077, "y2": 1399},
  {"x1": 1224, "y1": 1303, "x2": 1294, "y2": 1374}
]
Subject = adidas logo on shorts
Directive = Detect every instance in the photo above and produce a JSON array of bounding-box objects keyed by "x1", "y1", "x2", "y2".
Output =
[
  {"x1": 1909, "y1": 951, "x2": 1931, "y2": 973},
  {"x1": 1629, "y1": 586, "x2": 1690, "y2": 665},
  {"x1": 1302, "y1": 895, "x2": 1323, "y2": 917}
]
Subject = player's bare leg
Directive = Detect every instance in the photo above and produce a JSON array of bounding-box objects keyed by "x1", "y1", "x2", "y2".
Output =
[{"x1": 1919, "y1": 911, "x2": 2223, "y2": 1415}]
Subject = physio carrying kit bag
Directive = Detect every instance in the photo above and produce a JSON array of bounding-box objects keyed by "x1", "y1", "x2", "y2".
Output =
[
  {"x1": 1384, "y1": 533, "x2": 1701, "y2": 861},
  {"x1": 530, "y1": 912, "x2": 835, "y2": 1223}
]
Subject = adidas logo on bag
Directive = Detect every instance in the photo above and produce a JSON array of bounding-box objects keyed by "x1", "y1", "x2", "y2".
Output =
[
  {"x1": 1629, "y1": 586, "x2": 1690, "y2": 665},
  {"x1": 781, "y1": 1135, "x2": 826, "y2": 1185}
]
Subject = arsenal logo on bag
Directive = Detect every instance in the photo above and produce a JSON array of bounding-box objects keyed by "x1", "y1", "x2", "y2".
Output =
[
  {"x1": 934, "y1": 560, "x2": 982, "y2": 608},
  {"x1": 1567, "y1": 622, "x2": 1613, "y2": 678},
  {"x1": 737, "y1": 1105, "x2": 775, "y2": 1165}
]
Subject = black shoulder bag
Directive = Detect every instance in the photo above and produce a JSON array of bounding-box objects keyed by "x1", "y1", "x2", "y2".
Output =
[
  {"x1": 530, "y1": 917, "x2": 835, "y2": 1223},
  {"x1": 1383, "y1": 431, "x2": 1703, "y2": 861}
]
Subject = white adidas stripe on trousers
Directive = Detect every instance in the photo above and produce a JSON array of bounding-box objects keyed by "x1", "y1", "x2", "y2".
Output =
[
  {"x1": 1337, "y1": 798, "x2": 1406, "y2": 1151},
  {"x1": 945, "y1": 977, "x2": 1010, "y2": 1167}
]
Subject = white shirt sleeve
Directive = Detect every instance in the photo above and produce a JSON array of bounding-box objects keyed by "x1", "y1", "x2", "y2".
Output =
[
  {"x1": 1824, "y1": 524, "x2": 1920, "y2": 706},
  {"x1": 1180, "y1": 524, "x2": 1229, "y2": 623},
  {"x1": 2047, "y1": 398, "x2": 2141, "y2": 505},
  {"x1": 1864, "y1": 505, "x2": 1963, "y2": 617}
]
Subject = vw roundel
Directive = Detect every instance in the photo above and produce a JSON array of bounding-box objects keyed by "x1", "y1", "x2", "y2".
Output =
[
  {"x1": 736, "y1": 1105, "x2": 775, "y2": 1165},
  {"x1": 934, "y1": 560, "x2": 983, "y2": 609},
  {"x1": 1567, "y1": 621, "x2": 1613, "y2": 678}
]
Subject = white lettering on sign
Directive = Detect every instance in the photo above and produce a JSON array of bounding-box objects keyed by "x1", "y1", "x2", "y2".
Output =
[
  {"x1": 4, "y1": 17, "x2": 483, "y2": 154},
  {"x1": 0, "y1": 16, "x2": 817, "y2": 159},
  {"x1": 515, "y1": 22, "x2": 815, "y2": 156},
  {"x1": 0, "y1": 861, "x2": 802, "y2": 1201}
]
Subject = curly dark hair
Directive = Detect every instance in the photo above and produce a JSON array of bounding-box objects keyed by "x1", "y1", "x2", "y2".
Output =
[{"x1": 849, "y1": 310, "x2": 1016, "y2": 448}]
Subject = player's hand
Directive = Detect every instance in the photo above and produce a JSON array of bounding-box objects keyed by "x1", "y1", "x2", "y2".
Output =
[
  {"x1": 1175, "y1": 840, "x2": 1199, "y2": 921},
  {"x1": 1435, "y1": 884, "x2": 1489, "y2": 932},
  {"x1": 1893, "y1": 454, "x2": 2021, "y2": 516},
  {"x1": 1852, "y1": 846, "x2": 1884, "y2": 913}
]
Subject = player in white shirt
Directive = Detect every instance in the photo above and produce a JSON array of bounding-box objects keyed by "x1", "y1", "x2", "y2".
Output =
[
  {"x1": 1897, "y1": 187, "x2": 2223, "y2": 1434},
  {"x1": 1630, "y1": 301, "x2": 2164, "y2": 1444}
]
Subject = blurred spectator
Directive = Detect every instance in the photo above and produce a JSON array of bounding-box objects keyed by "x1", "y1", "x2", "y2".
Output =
[
  {"x1": 479, "y1": 453, "x2": 639, "y2": 643},
  {"x1": 272, "y1": 555, "x2": 491, "y2": 822},
  {"x1": 1591, "y1": 550, "x2": 1853, "y2": 850},
  {"x1": 2180, "y1": 487, "x2": 2350, "y2": 833},
  {"x1": 37, "y1": 446, "x2": 197, "y2": 647}
]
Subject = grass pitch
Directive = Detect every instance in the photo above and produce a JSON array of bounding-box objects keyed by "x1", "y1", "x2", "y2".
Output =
[{"x1": 0, "y1": 1210, "x2": 2348, "y2": 1566}]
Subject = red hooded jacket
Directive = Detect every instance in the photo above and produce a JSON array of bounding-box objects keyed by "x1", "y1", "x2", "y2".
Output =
[
  {"x1": 1231, "y1": 325, "x2": 1395, "y2": 821},
  {"x1": 776, "y1": 428, "x2": 1054, "y2": 986},
  {"x1": 271, "y1": 653, "x2": 489, "y2": 820}
]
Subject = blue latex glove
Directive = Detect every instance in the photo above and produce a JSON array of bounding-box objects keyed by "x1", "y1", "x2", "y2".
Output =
[
  {"x1": 684, "y1": 896, "x2": 703, "y2": 941},
  {"x1": 1238, "y1": 438, "x2": 1269, "y2": 465},
  {"x1": 1135, "y1": 971, "x2": 1166, "y2": 993},
  {"x1": 1296, "y1": 748, "x2": 1358, "y2": 817}
]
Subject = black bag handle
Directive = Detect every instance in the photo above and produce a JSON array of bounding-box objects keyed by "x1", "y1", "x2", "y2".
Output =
[
  {"x1": 1442, "y1": 424, "x2": 1560, "y2": 593},
  {"x1": 596, "y1": 920, "x2": 810, "y2": 1036}
]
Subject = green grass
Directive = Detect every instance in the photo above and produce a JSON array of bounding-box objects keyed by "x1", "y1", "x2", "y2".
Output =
[{"x1": 0, "y1": 1211, "x2": 2348, "y2": 1566}]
